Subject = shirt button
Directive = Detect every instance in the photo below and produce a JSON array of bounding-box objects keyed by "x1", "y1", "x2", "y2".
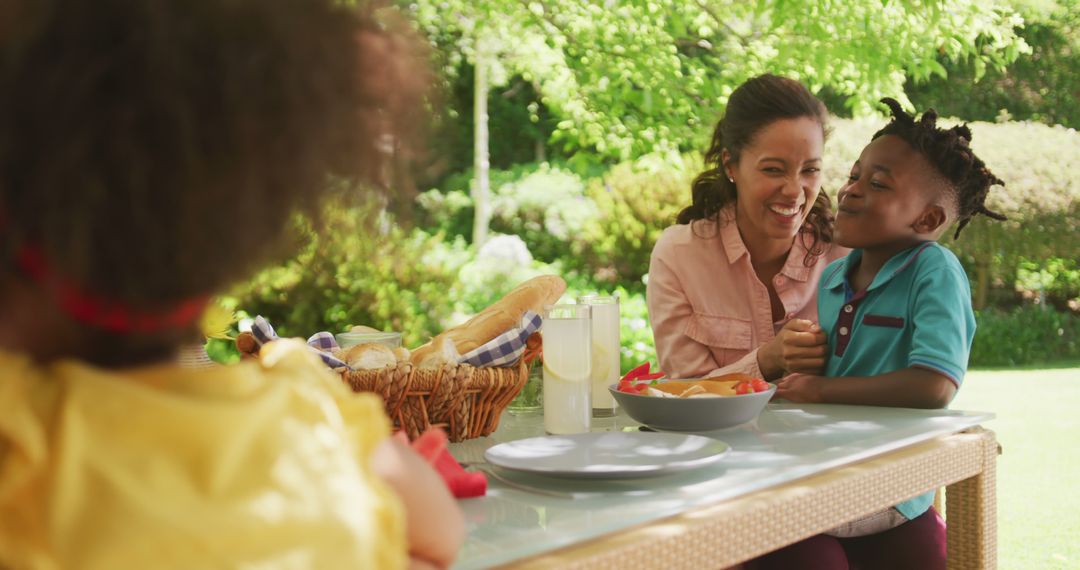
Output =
[
  {"x1": 844, "y1": 305, "x2": 854, "y2": 313},
  {"x1": 774, "y1": 276, "x2": 785, "y2": 285},
  {"x1": 839, "y1": 326, "x2": 849, "y2": 336}
]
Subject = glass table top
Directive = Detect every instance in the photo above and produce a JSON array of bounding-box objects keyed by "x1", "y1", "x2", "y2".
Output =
[{"x1": 449, "y1": 403, "x2": 994, "y2": 569}]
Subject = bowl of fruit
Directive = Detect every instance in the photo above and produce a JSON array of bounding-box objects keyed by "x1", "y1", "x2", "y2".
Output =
[{"x1": 610, "y1": 364, "x2": 775, "y2": 431}]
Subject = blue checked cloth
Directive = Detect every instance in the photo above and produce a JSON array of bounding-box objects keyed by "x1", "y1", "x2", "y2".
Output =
[
  {"x1": 250, "y1": 316, "x2": 350, "y2": 370},
  {"x1": 458, "y1": 311, "x2": 542, "y2": 367}
]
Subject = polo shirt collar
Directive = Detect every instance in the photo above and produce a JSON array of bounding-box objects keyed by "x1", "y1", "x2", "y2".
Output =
[{"x1": 823, "y1": 242, "x2": 935, "y2": 292}]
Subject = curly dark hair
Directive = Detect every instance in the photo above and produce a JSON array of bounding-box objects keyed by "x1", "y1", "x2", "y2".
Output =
[
  {"x1": 0, "y1": 0, "x2": 428, "y2": 363},
  {"x1": 873, "y1": 98, "x2": 1006, "y2": 239},
  {"x1": 678, "y1": 74, "x2": 833, "y2": 266}
]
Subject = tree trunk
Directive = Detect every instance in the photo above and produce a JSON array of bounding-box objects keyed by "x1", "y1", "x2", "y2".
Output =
[
  {"x1": 390, "y1": 139, "x2": 417, "y2": 227},
  {"x1": 472, "y1": 42, "x2": 491, "y2": 247},
  {"x1": 974, "y1": 259, "x2": 990, "y2": 311}
]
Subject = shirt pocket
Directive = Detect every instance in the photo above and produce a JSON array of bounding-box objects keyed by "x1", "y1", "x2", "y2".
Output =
[
  {"x1": 862, "y1": 314, "x2": 905, "y2": 328},
  {"x1": 684, "y1": 313, "x2": 753, "y2": 351}
]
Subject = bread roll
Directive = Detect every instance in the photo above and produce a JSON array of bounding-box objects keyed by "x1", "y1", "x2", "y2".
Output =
[
  {"x1": 235, "y1": 331, "x2": 258, "y2": 357},
  {"x1": 392, "y1": 346, "x2": 411, "y2": 363},
  {"x1": 344, "y1": 342, "x2": 397, "y2": 370},
  {"x1": 410, "y1": 275, "x2": 565, "y2": 366},
  {"x1": 349, "y1": 325, "x2": 383, "y2": 334}
]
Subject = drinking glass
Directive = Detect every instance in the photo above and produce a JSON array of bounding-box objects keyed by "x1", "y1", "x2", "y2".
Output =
[
  {"x1": 541, "y1": 304, "x2": 591, "y2": 434},
  {"x1": 508, "y1": 360, "x2": 543, "y2": 414},
  {"x1": 577, "y1": 294, "x2": 620, "y2": 417}
]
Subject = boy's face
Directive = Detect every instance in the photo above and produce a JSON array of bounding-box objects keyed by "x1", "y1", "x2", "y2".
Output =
[{"x1": 834, "y1": 135, "x2": 945, "y2": 253}]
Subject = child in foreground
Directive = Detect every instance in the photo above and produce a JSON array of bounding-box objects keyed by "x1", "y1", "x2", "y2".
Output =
[
  {"x1": 761, "y1": 98, "x2": 1006, "y2": 570},
  {"x1": 0, "y1": 1, "x2": 462, "y2": 568}
]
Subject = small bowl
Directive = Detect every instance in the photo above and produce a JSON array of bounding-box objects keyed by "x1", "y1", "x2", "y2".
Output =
[
  {"x1": 609, "y1": 383, "x2": 776, "y2": 431},
  {"x1": 335, "y1": 331, "x2": 402, "y2": 349}
]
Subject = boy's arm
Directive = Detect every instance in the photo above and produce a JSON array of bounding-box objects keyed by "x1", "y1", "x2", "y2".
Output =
[{"x1": 775, "y1": 368, "x2": 957, "y2": 409}]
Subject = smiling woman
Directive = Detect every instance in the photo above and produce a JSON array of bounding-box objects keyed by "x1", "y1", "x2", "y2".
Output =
[{"x1": 646, "y1": 74, "x2": 847, "y2": 382}]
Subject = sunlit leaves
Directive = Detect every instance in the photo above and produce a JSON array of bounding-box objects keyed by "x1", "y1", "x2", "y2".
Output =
[{"x1": 410, "y1": 0, "x2": 1028, "y2": 163}]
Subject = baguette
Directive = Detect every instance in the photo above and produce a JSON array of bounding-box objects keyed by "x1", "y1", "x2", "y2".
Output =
[
  {"x1": 410, "y1": 275, "x2": 565, "y2": 366},
  {"x1": 413, "y1": 336, "x2": 459, "y2": 368}
]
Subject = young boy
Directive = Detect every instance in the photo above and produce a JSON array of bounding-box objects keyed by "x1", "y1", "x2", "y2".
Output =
[{"x1": 768, "y1": 98, "x2": 1006, "y2": 569}]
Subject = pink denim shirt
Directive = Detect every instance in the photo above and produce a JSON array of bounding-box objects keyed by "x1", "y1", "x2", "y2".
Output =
[{"x1": 646, "y1": 207, "x2": 848, "y2": 380}]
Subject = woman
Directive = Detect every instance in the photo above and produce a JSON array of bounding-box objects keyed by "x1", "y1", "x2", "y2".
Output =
[{"x1": 647, "y1": 74, "x2": 847, "y2": 380}]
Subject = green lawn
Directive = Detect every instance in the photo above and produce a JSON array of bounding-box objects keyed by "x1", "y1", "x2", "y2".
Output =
[{"x1": 952, "y1": 367, "x2": 1080, "y2": 570}]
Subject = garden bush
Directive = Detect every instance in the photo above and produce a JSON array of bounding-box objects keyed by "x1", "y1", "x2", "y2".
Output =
[
  {"x1": 969, "y1": 307, "x2": 1080, "y2": 368},
  {"x1": 228, "y1": 198, "x2": 467, "y2": 348},
  {"x1": 576, "y1": 155, "x2": 698, "y2": 289},
  {"x1": 417, "y1": 162, "x2": 599, "y2": 267}
]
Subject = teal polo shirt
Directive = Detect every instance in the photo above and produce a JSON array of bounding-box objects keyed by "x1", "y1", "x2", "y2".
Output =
[{"x1": 818, "y1": 241, "x2": 976, "y2": 520}]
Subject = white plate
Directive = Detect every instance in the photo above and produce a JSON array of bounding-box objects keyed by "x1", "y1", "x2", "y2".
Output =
[{"x1": 483, "y1": 432, "x2": 730, "y2": 479}]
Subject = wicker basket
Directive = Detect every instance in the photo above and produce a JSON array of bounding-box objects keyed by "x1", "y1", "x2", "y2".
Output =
[{"x1": 237, "y1": 334, "x2": 539, "y2": 442}]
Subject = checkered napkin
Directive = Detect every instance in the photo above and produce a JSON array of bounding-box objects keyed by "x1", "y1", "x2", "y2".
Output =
[
  {"x1": 458, "y1": 310, "x2": 541, "y2": 367},
  {"x1": 250, "y1": 316, "x2": 350, "y2": 370}
]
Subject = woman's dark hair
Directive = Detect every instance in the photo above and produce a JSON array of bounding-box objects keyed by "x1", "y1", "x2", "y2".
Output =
[
  {"x1": 0, "y1": 0, "x2": 428, "y2": 364},
  {"x1": 678, "y1": 74, "x2": 833, "y2": 265},
  {"x1": 873, "y1": 98, "x2": 1006, "y2": 239}
]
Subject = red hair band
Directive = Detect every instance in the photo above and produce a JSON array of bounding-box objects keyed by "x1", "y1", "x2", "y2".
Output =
[{"x1": 15, "y1": 245, "x2": 207, "y2": 334}]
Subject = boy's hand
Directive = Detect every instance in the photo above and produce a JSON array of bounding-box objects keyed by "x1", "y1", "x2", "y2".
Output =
[
  {"x1": 758, "y1": 319, "x2": 828, "y2": 378},
  {"x1": 774, "y1": 373, "x2": 826, "y2": 403}
]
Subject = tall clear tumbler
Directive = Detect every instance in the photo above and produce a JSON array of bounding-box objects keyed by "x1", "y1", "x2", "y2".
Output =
[
  {"x1": 541, "y1": 304, "x2": 592, "y2": 435},
  {"x1": 577, "y1": 294, "x2": 620, "y2": 417}
]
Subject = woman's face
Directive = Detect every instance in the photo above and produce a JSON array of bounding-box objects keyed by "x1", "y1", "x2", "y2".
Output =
[{"x1": 725, "y1": 117, "x2": 824, "y2": 249}]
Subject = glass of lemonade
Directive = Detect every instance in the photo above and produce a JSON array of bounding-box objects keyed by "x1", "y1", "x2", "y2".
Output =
[
  {"x1": 541, "y1": 304, "x2": 592, "y2": 434},
  {"x1": 577, "y1": 294, "x2": 620, "y2": 417}
]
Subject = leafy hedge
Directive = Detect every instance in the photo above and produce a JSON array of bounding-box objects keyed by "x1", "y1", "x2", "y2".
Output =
[{"x1": 969, "y1": 307, "x2": 1080, "y2": 367}]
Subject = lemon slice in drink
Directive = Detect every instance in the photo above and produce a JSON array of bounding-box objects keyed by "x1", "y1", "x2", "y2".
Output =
[
  {"x1": 590, "y1": 342, "x2": 610, "y2": 381},
  {"x1": 543, "y1": 359, "x2": 587, "y2": 383}
]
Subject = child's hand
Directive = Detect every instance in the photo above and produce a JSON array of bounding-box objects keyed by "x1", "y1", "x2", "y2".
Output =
[
  {"x1": 758, "y1": 319, "x2": 828, "y2": 378},
  {"x1": 372, "y1": 431, "x2": 465, "y2": 569},
  {"x1": 774, "y1": 373, "x2": 826, "y2": 403}
]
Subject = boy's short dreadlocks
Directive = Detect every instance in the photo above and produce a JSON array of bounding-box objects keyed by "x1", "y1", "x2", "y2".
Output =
[{"x1": 873, "y1": 98, "x2": 1006, "y2": 239}]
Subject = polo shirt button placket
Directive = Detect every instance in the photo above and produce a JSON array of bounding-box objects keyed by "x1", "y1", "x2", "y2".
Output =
[{"x1": 834, "y1": 295, "x2": 865, "y2": 358}]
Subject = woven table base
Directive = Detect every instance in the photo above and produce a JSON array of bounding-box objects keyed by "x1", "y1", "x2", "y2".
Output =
[{"x1": 500, "y1": 428, "x2": 998, "y2": 570}]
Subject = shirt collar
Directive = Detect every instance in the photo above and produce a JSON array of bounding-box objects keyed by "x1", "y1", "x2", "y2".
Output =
[
  {"x1": 718, "y1": 208, "x2": 748, "y2": 264},
  {"x1": 718, "y1": 205, "x2": 814, "y2": 281},
  {"x1": 824, "y1": 242, "x2": 935, "y2": 292}
]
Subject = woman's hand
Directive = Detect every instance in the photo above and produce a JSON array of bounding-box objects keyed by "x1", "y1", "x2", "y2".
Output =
[
  {"x1": 757, "y1": 319, "x2": 828, "y2": 379},
  {"x1": 774, "y1": 373, "x2": 826, "y2": 403}
]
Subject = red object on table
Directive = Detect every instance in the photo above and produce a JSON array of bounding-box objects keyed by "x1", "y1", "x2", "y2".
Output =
[{"x1": 408, "y1": 428, "x2": 487, "y2": 499}]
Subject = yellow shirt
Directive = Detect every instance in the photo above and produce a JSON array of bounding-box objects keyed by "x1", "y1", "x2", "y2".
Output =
[{"x1": 0, "y1": 340, "x2": 405, "y2": 570}]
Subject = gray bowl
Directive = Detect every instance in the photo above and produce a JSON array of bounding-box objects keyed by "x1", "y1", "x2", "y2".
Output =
[{"x1": 609, "y1": 383, "x2": 776, "y2": 431}]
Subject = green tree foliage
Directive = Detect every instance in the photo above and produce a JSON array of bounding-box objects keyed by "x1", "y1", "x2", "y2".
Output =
[
  {"x1": 907, "y1": 0, "x2": 1080, "y2": 128},
  {"x1": 410, "y1": 0, "x2": 1028, "y2": 165}
]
